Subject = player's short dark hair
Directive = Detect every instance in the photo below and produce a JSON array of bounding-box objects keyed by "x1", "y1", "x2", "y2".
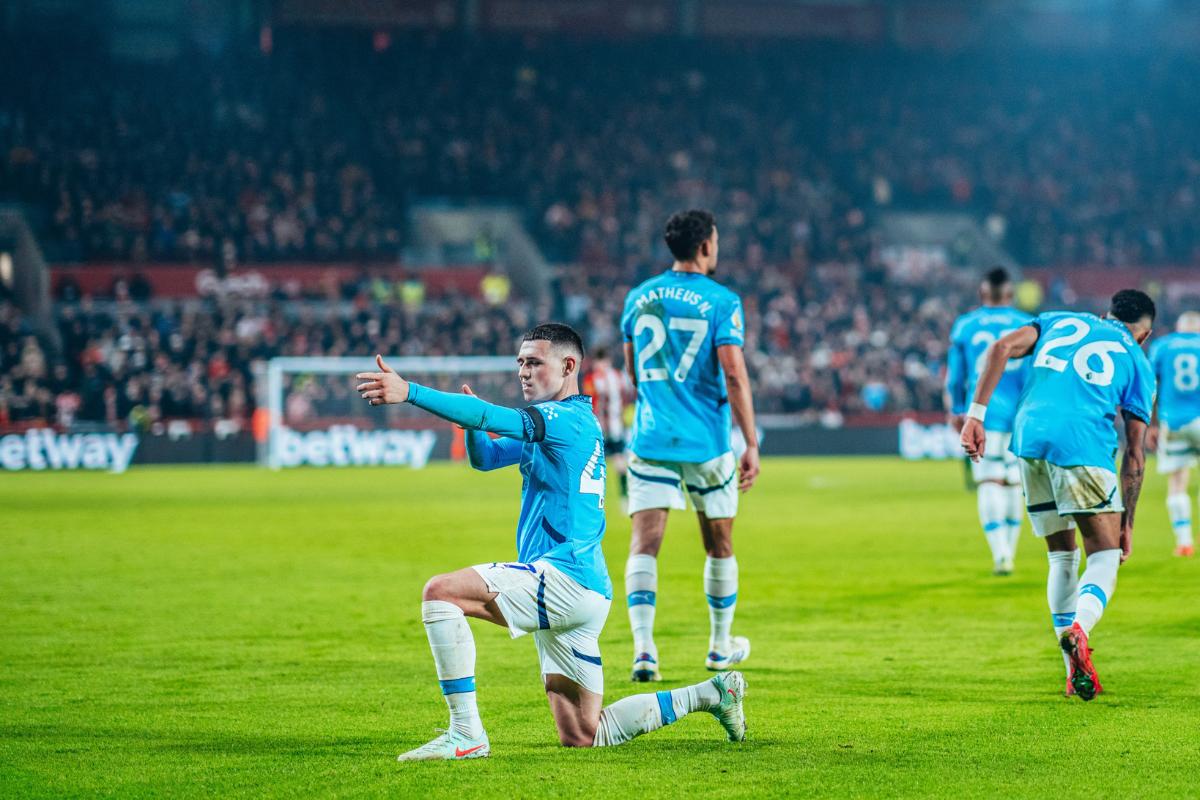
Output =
[
  {"x1": 982, "y1": 267, "x2": 1010, "y2": 301},
  {"x1": 664, "y1": 209, "x2": 716, "y2": 262},
  {"x1": 984, "y1": 267, "x2": 1010, "y2": 289},
  {"x1": 523, "y1": 322, "x2": 585, "y2": 360},
  {"x1": 1109, "y1": 289, "x2": 1156, "y2": 326}
]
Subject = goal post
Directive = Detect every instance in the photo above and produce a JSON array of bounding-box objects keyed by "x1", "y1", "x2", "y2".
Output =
[{"x1": 261, "y1": 356, "x2": 518, "y2": 469}]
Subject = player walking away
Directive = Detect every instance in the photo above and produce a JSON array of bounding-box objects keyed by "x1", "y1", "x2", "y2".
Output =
[
  {"x1": 962, "y1": 290, "x2": 1156, "y2": 701},
  {"x1": 945, "y1": 268, "x2": 1033, "y2": 575},
  {"x1": 355, "y1": 323, "x2": 746, "y2": 761},
  {"x1": 582, "y1": 347, "x2": 632, "y2": 505},
  {"x1": 620, "y1": 210, "x2": 760, "y2": 683},
  {"x1": 1147, "y1": 311, "x2": 1200, "y2": 557}
]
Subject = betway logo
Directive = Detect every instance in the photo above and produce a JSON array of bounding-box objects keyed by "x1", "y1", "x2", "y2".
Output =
[
  {"x1": 273, "y1": 425, "x2": 436, "y2": 468},
  {"x1": 898, "y1": 420, "x2": 961, "y2": 460},
  {"x1": 0, "y1": 428, "x2": 139, "y2": 473}
]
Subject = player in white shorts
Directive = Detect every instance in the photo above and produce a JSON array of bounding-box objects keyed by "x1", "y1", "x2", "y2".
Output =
[
  {"x1": 357, "y1": 323, "x2": 747, "y2": 761},
  {"x1": 945, "y1": 269, "x2": 1032, "y2": 575},
  {"x1": 1147, "y1": 311, "x2": 1200, "y2": 556},
  {"x1": 621, "y1": 210, "x2": 760, "y2": 681},
  {"x1": 962, "y1": 291, "x2": 1156, "y2": 701}
]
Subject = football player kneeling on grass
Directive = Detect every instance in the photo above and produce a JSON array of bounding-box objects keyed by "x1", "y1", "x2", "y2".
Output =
[{"x1": 356, "y1": 322, "x2": 746, "y2": 761}]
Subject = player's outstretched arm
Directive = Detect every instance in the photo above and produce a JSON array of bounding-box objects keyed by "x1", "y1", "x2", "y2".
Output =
[
  {"x1": 717, "y1": 344, "x2": 760, "y2": 492},
  {"x1": 1119, "y1": 414, "x2": 1148, "y2": 563},
  {"x1": 356, "y1": 355, "x2": 528, "y2": 439},
  {"x1": 460, "y1": 385, "x2": 523, "y2": 471},
  {"x1": 961, "y1": 325, "x2": 1039, "y2": 462}
]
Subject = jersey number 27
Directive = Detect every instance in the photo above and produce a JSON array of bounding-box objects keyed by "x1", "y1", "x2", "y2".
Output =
[{"x1": 635, "y1": 315, "x2": 709, "y2": 383}]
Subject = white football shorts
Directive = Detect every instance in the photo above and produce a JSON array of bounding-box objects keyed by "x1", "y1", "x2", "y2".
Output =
[
  {"x1": 973, "y1": 430, "x2": 1020, "y2": 485},
  {"x1": 626, "y1": 450, "x2": 738, "y2": 519},
  {"x1": 471, "y1": 560, "x2": 610, "y2": 695},
  {"x1": 1157, "y1": 418, "x2": 1200, "y2": 474},
  {"x1": 1018, "y1": 457, "x2": 1124, "y2": 537}
]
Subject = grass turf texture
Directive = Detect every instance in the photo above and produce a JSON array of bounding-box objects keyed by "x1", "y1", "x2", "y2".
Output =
[{"x1": 2, "y1": 457, "x2": 1198, "y2": 799}]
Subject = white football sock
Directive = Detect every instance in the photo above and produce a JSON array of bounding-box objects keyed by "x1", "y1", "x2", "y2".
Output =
[
  {"x1": 625, "y1": 554, "x2": 658, "y2": 658},
  {"x1": 704, "y1": 555, "x2": 738, "y2": 652},
  {"x1": 977, "y1": 482, "x2": 1010, "y2": 563},
  {"x1": 592, "y1": 680, "x2": 722, "y2": 747},
  {"x1": 1005, "y1": 484, "x2": 1024, "y2": 560},
  {"x1": 1167, "y1": 492, "x2": 1194, "y2": 547},
  {"x1": 421, "y1": 600, "x2": 483, "y2": 738},
  {"x1": 1046, "y1": 549, "x2": 1081, "y2": 677},
  {"x1": 1075, "y1": 549, "x2": 1121, "y2": 635}
]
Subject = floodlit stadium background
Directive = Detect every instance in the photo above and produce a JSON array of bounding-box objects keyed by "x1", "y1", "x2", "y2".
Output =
[
  {"x1": 4, "y1": 0, "x2": 1200, "y2": 463},
  {"x1": 3, "y1": 2, "x2": 1200, "y2": 798}
]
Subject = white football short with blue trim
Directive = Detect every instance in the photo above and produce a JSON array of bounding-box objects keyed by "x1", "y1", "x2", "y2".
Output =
[
  {"x1": 626, "y1": 451, "x2": 738, "y2": 519},
  {"x1": 972, "y1": 431, "x2": 1020, "y2": 484},
  {"x1": 1018, "y1": 457, "x2": 1123, "y2": 537},
  {"x1": 472, "y1": 560, "x2": 610, "y2": 695},
  {"x1": 1157, "y1": 418, "x2": 1200, "y2": 474}
]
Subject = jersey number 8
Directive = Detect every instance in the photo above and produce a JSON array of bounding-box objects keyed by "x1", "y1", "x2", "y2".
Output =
[
  {"x1": 634, "y1": 315, "x2": 710, "y2": 383},
  {"x1": 1033, "y1": 318, "x2": 1126, "y2": 387},
  {"x1": 1173, "y1": 353, "x2": 1199, "y2": 392}
]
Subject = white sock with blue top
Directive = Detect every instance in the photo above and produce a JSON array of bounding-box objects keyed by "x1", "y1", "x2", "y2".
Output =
[
  {"x1": 422, "y1": 600, "x2": 483, "y2": 738},
  {"x1": 704, "y1": 555, "x2": 738, "y2": 653},
  {"x1": 592, "y1": 681, "x2": 722, "y2": 746}
]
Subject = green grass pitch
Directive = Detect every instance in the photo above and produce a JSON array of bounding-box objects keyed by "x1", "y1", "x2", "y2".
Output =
[{"x1": 2, "y1": 456, "x2": 1198, "y2": 798}]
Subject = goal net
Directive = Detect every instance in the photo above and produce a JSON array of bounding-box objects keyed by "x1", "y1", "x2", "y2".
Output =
[{"x1": 262, "y1": 356, "x2": 519, "y2": 469}]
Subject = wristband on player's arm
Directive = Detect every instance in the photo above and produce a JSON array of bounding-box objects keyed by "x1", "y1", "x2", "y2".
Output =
[
  {"x1": 405, "y1": 381, "x2": 527, "y2": 438},
  {"x1": 966, "y1": 402, "x2": 988, "y2": 424}
]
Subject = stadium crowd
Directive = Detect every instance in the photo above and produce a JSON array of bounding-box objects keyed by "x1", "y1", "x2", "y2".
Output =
[
  {"x1": 5, "y1": 34, "x2": 1200, "y2": 269},
  {"x1": 1, "y1": 260, "x2": 972, "y2": 429},
  {"x1": 5, "y1": 32, "x2": 1200, "y2": 429}
]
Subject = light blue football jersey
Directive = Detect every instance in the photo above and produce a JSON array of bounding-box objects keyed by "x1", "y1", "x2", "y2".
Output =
[
  {"x1": 1011, "y1": 312, "x2": 1156, "y2": 469},
  {"x1": 409, "y1": 384, "x2": 612, "y2": 599},
  {"x1": 621, "y1": 270, "x2": 745, "y2": 463},
  {"x1": 946, "y1": 305, "x2": 1034, "y2": 433},
  {"x1": 1148, "y1": 332, "x2": 1200, "y2": 429}
]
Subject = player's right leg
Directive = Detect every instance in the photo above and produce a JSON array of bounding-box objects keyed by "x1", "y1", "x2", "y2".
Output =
[
  {"x1": 625, "y1": 453, "x2": 687, "y2": 682},
  {"x1": 1002, "y1": 437, "x2": 1024, "y2": 570},
  {"x1": 397, "y1": 566, "x2": 510, "y2": 762},
  {"x1": 1019, "y1": 457, "x2": 1079, "y2": 695},
  {"x1": 1046, "y1": 461, "x2": 1124, "y2": 701},
  {"x1": 1166, "y1": 466, "x2": 1194, "y2": 556},
  {"x1": 685, "y1": 452, "x2": 747, "y2": 671},
  {"x1": 532, "y1": 563, "x2": 748, "y2": 747}
]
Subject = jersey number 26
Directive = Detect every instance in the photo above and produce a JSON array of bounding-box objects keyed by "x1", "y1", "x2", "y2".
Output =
[{"x1": 1034, "y1": 318, "x2": 1126, "y2": 387}]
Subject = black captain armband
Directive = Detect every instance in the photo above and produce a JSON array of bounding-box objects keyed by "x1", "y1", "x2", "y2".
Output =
[{"x1": 520, "y1": 405, "x2": 547, "y2": 443}]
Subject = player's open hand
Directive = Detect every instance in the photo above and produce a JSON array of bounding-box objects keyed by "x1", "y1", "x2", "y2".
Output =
[
  {"x1": 738, "y1": 445, "x2": 760, "y2": 492},
  {"x1": 355, "y1": 354, "x2": 410, "y2": 405},
  {"x1": 960, "y1": 418, "x2": 986, "y2": 462}
]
